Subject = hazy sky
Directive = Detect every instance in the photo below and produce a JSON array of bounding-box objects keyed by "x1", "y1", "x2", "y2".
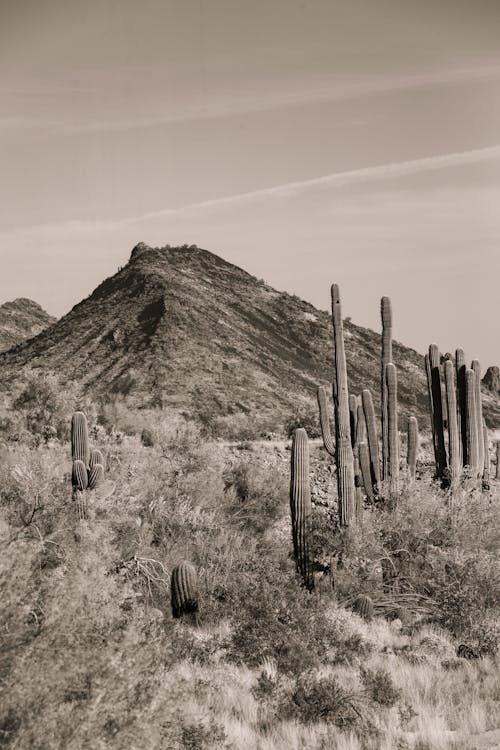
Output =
[{"x1": 1, "y1": 0, "x2": 500, "y2": 365}]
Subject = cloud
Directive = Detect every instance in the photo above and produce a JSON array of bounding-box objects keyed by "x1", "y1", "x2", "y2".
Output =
[{"x1": 3, "y1": 65, "x2": 500, "y2": 134}]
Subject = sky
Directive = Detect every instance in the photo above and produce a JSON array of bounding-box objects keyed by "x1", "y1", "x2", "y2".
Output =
[{"x1": 1, "y1": 0, "x2": 500, "y2": 366}]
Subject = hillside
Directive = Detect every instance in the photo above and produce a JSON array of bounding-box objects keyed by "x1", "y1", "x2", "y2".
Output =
[
  {"x1": 0, "y1": 243, "x2": 498, "y2": 432},
  {"x1": 0, "y1": 298, "x2": 56, "y2": 353}
]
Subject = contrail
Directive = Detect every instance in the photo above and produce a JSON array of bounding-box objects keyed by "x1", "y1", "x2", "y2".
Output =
[
  {"x1": 127, "y1": 144, "x2": 500, "y2": 222},
  {"x1": 2, "y1": 144, "x2": 500, "y2": 238}
]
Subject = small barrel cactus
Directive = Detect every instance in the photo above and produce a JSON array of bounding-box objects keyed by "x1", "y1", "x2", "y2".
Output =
[
  {"x1": 171, "y1": 561, "x2": 199, "y2": 622},
  {"x1": 352, "y1": 594, "x2": 374, "y2": 622}
]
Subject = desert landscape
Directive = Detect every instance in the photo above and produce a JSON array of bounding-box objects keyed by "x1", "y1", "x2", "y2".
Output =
[{"x1": 0, "y1": 243, "x2": 499, "y2": 750}]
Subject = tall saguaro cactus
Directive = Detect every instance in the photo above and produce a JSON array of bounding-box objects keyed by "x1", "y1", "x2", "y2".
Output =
[
  {"x1": 361, "y1": 389, "x2": 380, "y2": 496},
  {"x1": 407, "y1": 416, "x2": 418, "y2": 481},
  {"x1": 471, "y1": 360, "x2": 484, "y2": 476},
  {"x1": 465, "y1": 368, "x2": 479, "y2": 478},
  {"x1": 331, "y1": 284, "x2": 355, "y2": 526},
  {"x1": 290, "y1": 428, "x2": 314, "y2": 590},
  {"x1": 444, "y1": 360, "x2": 461, "y2": 487},
  {"x1": 496, "y1": 441, "x2": 500, "y2": 481},
  {"x1": 71, "y1": 411, "x2": 90, "y2": 467},
  {"x1": 428, "y1": 344, "x2": 448, "y2": 481},
  {"x1": 385, "y1": 363, "x2": 399, "y2": 495},
  {"x1": 381, "y1": 297, "x2": 393, "y2": 481},
  {"x1": 455, "y1": 348, "x2": 467, "y2": 465}
]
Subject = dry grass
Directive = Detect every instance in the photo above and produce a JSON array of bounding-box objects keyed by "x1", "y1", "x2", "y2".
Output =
[{"x1": 0, "y1": 405, "x2": 499, "y2": 750}]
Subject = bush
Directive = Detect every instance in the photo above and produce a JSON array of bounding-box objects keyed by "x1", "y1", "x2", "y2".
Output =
[
  {"x1": 284, "y1": 403, "x2": 321, "y2": 439},
  {"x1": 283, "y1": 672, "x2": 364, "y2": 726},
  {"x1": 360, "y1": 667, "x2": 401, "y2": 707}
]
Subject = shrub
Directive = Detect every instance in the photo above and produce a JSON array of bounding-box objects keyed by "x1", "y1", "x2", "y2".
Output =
[
  {"x1": 282, "y1": 672, "x2": 364, "y2": 726},
  {"x1": 360, "y1": 667, "x2": 401, "y2": 707}
]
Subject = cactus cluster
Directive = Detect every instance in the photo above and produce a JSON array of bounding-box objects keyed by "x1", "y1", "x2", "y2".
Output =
[
  {"x1": 317, "y1": 291, "x2": 416, "y2": 515},
  {"x1": 424, "y1": 348, "x2": 489, "y2": 485},
  {"x1": 71, "y1": 411, "x2": 105, "y2": 518}
]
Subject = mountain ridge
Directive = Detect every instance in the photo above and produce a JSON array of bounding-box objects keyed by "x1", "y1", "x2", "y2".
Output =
[
  {"x1": 0, "y1": 297, "x2": 56, "y2": 353},
  {"x1": 0, "y1": 243, "x2": 498, "y2": 432}
]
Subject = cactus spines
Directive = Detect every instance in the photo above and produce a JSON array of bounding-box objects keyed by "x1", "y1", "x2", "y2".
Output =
[
  {"x1": 171, "y1": 561, "x2": 199, "y2": 622},
  {"x1": 359, "y1": 441, "x2": 375, "y2": 503},
  {"x1": 331, "y1": 284, "x2": 355, "y2": 526},
  {"x1": 352, "y1": 594, "x2": 374, "y2": 622},
  {"x1": 88, "y1": 464, "x2": 104, "y2": 490},
  {"x1": 444, "y1": 360, "x2": 461, "y2": 487},
  {"x1": 381, "y1": 296, "x2": 393, "y2": 481},
  {"x1": 407, "y1": 416, "x2": 418, "y2": 481},
  {"x1": 71, "y1": 411, "x2": 90, "y2": 467},
  {"x1": 72, "y1": 459, "x2": 88, "y2": 491},
  {"x1": 385, "y1": 363, "x2": 399, "y2": 495},
  {"x1": 428, "y1": 344, "x2": 448, "y2": 480},
  {"x1": 361, "y1": 389, "x2": 380, "y2": 494},
  {"x1": 89, "y1": 449, "x2": 104, "y2": 470},
  {"x1": 290, "y1": 428, "x2": 314, "y2": 590},
  {"x1": 455, "y1": 348, "x2": 467, "y2": 465},
  {"x1": 471, "y1": 360, "x2": 484, "y2": 476},
  {"x1": 317, "y1": 386, "x2": 335, "y2": 456},
  {"x1": 464, "y1": 368, "x2": 479, "y2": 478}
]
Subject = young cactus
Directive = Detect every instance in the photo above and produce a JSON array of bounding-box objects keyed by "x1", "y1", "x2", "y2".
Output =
[
  {"x1": 70, "y1": 411, "x2": 106, "y2": 496},
  {"x1": 290, "y1": 428, "x2": 314, "y2": 591},
  {"x1": 171, "y1": 561, "x2": 199, "y2": 623}
]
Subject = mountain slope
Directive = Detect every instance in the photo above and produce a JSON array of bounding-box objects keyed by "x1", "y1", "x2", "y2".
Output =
[
  {"x1": 0, "y1": 298, "x2": 56, "y2": 353},
  {"x1": 0, "y1": 243, "x2": 497, "y2": 431}
]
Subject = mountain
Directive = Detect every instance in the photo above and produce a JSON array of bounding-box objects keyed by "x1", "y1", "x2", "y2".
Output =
[
  {"x1": 0, "y1": 298, "x2": 56, "y2": 353},
  {"x1": 0, "y1": 243, "x2": 498, "y2": 432}
]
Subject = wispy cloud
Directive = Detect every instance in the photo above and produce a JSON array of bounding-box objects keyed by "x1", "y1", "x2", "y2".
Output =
[
  {"x1": 3, "y1": 65, "x2": 500, "y2": 134},
  {"x1": 2, "y1": 144, "x2": 500, "y2": 240}
]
